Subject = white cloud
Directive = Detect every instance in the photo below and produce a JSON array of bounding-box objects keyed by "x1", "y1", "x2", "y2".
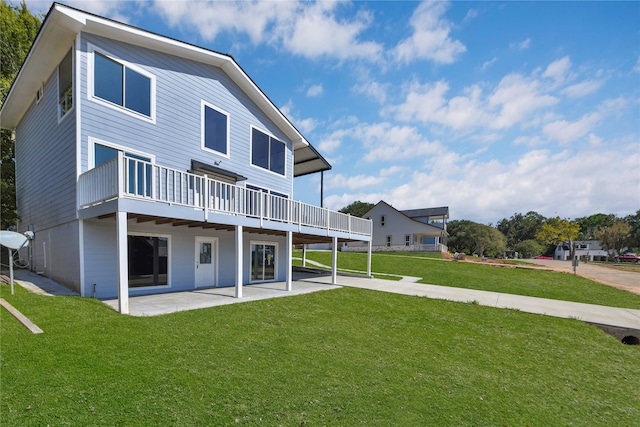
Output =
[
  {"x1": 306, "y1": 84, "x2": 324, "y2": 97},
  {"x1": 275, "y1": 2, "x2": 382, "y2": 61},
  {"x1": 481, "y1": 56, "x2": 497, "y2": 71},
  {"x1": 280, "y1": 101, "x2": 318, "y2": 134},
  {"x1": 317, "y1": 137, "x2": 342, "y2": 155},
  {"x1": 488, "y1": 73, "x2": 558, "y2": 129},
  {"x1": 355, "y1": 122, "x2": 443, "y2": 162},
  {"x1": 352, "y1": 79, "x2": 388, "y2": 104},
  {"x1": 561, "y1": 80, "x2": 602, "y2": 98},
  {"x1": 510, "y1": 38, "x2": 531, "y2": 50},
  {"x1": 543, "y1": 112, "x2": 600, "y2": 144},
  {"x1": 326, "y1": 173, "x2": 386, "y2": 190},
  {"x1": 324, "y1": 146, "x2": 639, "y2": 224},
  {"x1": 542, "y1": 56, "x2": 572, "y2": 87},
  {"x1": 152, "y1": 0, "x2": 382, "y2": 62},
  {"x1": 393, "y1": 1, "x2": 466, "y2": 64},
  {"x1": 513, "y1": 135, "x2": 547, "y2": 147},
  {"x1": 387, "y1": 80, "x2": 490, "y2": 130}
]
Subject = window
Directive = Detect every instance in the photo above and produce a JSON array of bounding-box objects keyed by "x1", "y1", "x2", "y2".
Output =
[
  {"x1": 58, "y1": 48, "x2": 73, "y2": 118},
  {"x1": 380, "y1": 215, "x2": 386, "y2": 227},
  {"x1": 386, "y1": 236, "x2": 392, "y2": 247},
  {"x1": 128, "y1": 235, "x2": 168, "y2": 287},
  {"x1": 92, "y1": 141, "x2": 152, "y2": 197},
  {"x1": 92, "y1": 50, "x2": 153, "y2": 118},
  {"x1": 405, "y1": 235, "x2": 411, "y2": 246},
  {"x1": 36, "y1": 83, "x2": 44, "y2": 105},
  {"x1": 251, "y1": 242, "x2": 277, "y2": 282},
  {"x1": 251, "y1": 127, "x2": 285, "y2": 175},
  {"x1": 201, "y1": 102, "x2": 229, "y2": 156}
]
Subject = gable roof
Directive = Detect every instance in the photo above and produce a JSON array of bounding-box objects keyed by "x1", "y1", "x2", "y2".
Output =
[
  {"x1": 0, "y1": 2, "x2": 330, "y2": 177},
  {"x1": 364, "y1": 201, "x2": 449, "y2": 234}
]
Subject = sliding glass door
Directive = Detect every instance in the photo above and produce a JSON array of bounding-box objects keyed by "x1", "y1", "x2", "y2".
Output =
[{"x1": 251, "y1": 242, "x2": 276, "y2": 282}]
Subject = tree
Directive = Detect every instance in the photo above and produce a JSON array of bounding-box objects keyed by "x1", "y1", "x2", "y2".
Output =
[
  {"x1": 497, "y1": 211, "x2": 546, "y2": 248},
  {"x1": 469, "y1": 223, "x2": 505, "y2": 257},
  {"x1": 513, "y1": 239, "x2": 544, "y2": 259},
  {"x1": 448, "y1": 220, "x2": 504, "y2": 257},
  {"x1": 623, "y1": 210, "x2": 640, "y2": 251},
  {"x1": 339, "y1": 201, "x2": 374, "y2": 218},
  {"x1": 447, "y1": 220, "x2": 476, "y2": 254},
  {"x1": 536, "y1": 217, "x2": 580, "y2": 260},
  {"x1": 1, "y1": 0, "x2": 42, "y2": 229},
  {"x1": 596, "y1": 222, "x2": 632, "y2": 259},
  {"x1": 575, "y1": 213, "x2": 617, "y2": 239}
]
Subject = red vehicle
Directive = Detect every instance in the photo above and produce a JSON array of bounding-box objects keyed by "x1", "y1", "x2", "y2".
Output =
[{"x1": 619, "y1": 253, "x2": 640, "y2": 263}]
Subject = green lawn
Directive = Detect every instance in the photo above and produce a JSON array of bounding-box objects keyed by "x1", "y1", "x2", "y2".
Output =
[
  {"x1": 294, "y1": 251, "x2": 640, "y2": 309},
  {"x1": 1, "y1": 284, "x2": 639, "y2": 426}
]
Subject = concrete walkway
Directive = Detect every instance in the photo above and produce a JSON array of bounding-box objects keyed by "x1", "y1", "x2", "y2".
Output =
[
  {"x1": 4, "y1": 269, "x2": 639, "y2": 330},
  {"x1": 298, "y1": 274, "x2": 640, "y2": 330}
]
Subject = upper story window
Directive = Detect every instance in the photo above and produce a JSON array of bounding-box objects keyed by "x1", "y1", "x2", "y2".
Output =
[
  {"x1": 380, "y1": 215, "x2": 386, "y2": 227},
  {"x1": 58, "y1": 48, "x2": 73, "y2": 119},
  {"x1": 89, "y1": 45, "x2": 155, "y2": 122},
  {"x1": 201, "y1": 101, "x2": 229, "y2": 156},
  {"x1": 251, "y1": 127, "x2": 285, "y2": 175},
  {"x1": 90, "y1": 138, "x2": 154, "y2": 197}
]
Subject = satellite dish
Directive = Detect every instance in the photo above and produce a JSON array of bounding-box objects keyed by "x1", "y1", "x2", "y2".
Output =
[{"x1": 0, "y1": 230, "x2": 29, "y2": 250}]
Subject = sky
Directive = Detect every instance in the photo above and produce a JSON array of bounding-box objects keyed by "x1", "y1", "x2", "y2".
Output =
[{"x1": 23, "y1": 0, "x2": 640, "y2": 224}]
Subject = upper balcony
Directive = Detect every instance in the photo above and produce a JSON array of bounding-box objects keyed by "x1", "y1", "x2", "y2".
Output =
[{"x1": 78, "y1": 153, "x2": 372, "y2": 240}]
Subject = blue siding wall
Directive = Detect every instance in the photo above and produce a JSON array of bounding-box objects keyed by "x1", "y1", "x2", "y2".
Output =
[
  {"x1": 13, "y1": 45, "x2": 81, "y2": 291},
  {"x1": 79, "y1": 33, "x2": 293, "y2": 197},
  {"x1": 84, "y1": 219, "x2": 287, "y2": 299},
  {"x1": 16, "y1": 56, "x2": 77, "y2": 231}
]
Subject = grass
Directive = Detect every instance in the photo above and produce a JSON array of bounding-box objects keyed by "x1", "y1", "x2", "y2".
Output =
[
  {"x1": 2, "y1": 283, "x2": 639, "y2": 426},
  {"x1": 294, "y1": 251, "x2": 640, "y2": 309}
]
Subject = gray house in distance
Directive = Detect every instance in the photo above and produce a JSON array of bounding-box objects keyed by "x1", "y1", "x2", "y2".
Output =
[
  {"x1": 346, "y1": 201, "x2": 448, "y2": 253},
  {"x1": 0, "y1": 3, "x2": 372, "y2": 313}
]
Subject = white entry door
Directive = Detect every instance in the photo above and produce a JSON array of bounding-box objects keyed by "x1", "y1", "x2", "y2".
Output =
[{"x1": 195, "y1": 237, "x2": 217, "y2": 288}]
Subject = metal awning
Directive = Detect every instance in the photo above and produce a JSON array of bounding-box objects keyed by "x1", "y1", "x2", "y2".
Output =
[
  {"x1": 294, "y1": 145, "x2": 331, "y2": 177},
  {"x1": 190, "y1": 160, "x2": 247, "y2": 183}
]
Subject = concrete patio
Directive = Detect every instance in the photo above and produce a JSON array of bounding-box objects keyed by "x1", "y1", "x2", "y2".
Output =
[{"x1": 103, "y1": 275, "x2": 341, "y2": 316}]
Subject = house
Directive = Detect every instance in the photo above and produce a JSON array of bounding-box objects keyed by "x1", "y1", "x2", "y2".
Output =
[
  {"x1": 345, "y1": 201, "x2": 448, "y2": 253},
  {"x1": 0, "y1": 3, "x2": 372, "y2": 313},
  {"x1": 554, "y1": 240, "x2": 608, "y2": 262}
]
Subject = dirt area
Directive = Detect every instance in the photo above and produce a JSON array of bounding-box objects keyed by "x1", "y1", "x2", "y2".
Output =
[{"x1": 508, "y1": 258, "x2": 640, "y2": 296}]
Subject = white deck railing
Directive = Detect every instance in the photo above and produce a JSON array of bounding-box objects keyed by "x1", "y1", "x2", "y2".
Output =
[{"x1": 78, "y1": 155, "x2": 372, "y2": 237}]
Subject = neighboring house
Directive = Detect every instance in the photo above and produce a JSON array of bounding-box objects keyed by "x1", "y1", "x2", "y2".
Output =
[
  {"x1": 346, "y1": 201, "x2": 448, "y2": 253},
  {"x1": 554, "y1": 240, "x2": 608, "y2": 262},
  {"x1": 0, "y1": 4, "x2": 372, "y2": 313}
]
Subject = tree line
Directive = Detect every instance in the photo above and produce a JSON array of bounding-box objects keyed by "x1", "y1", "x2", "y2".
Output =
[
  {"x1": 339, "y1": 202, "x2": 639, "y2": 259},
  {"x1": 448, "y1": 211, "x2": 640, "y2": 259}
]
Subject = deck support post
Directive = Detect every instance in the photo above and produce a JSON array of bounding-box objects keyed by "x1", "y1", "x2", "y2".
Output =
[
  {"x1": 286, "y1": 230, "x2": 293, "y2": 291},
  {"x1": 331, "y1": 236, "x2": 338, "y2": 285},
  {"x1": 302, "y1": 244, "x2": 307, "y2": 267},
  {"x1": 367, "y1": 240, "x2": 372, "y2": 277},
  {"x1": 235, "y1": 225, "x2": 243, "y2": 298},
  {"x1": 116, "y1": 211, "x2": 129, "y2": 314}
]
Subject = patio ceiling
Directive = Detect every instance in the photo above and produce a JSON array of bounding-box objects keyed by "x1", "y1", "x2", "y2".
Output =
[{"x1": 97, "y1": 213, "x2": 358, "y2": 244}]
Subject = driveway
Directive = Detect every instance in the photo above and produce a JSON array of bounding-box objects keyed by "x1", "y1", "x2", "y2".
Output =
[{"x1": 526, "y1": 259, "x2": 640, "y2": 295}]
